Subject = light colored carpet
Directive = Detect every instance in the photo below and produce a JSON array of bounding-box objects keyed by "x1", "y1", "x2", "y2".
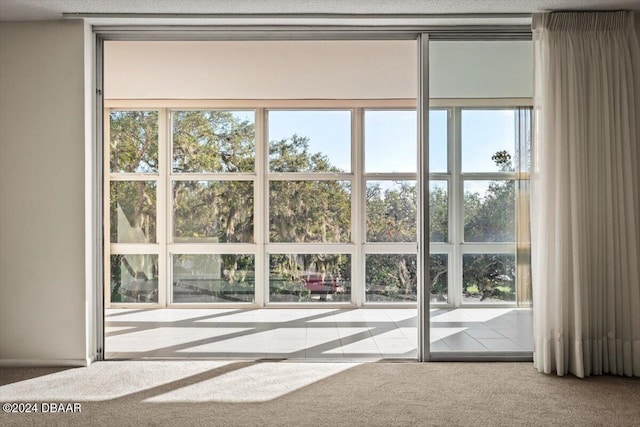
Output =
[{"x1": 1, "y1": 361, "x2": 638, "y2": 426}]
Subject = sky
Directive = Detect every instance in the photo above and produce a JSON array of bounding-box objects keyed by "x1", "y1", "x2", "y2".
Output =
[{"x1": 269, "y1": 110, "x2": 352, "y2": 172}]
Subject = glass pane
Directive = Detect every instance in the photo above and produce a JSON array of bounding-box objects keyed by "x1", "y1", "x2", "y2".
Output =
[
  {"x1": 365, "y1": 110, "x2": 416, "y2": 173},
  {"x1": 269, "y1": 111, "x2": 351, "y2": 173},
  {"x1": 365, "y1": 110, "x2": 445, "y2": 173},
  {"x1": 110, "y1": 181, "x2": 156, "y2": 243},
  {"x1": 430, "y1": 180, "x2": 448, "y2": 243},
  {"x1": 461, "y1": 109, "x2": 516, "y2": 173},
  {"x1": 110, "y1": 111, "x2": 158, "y2": 173},
  {"x1": 464, "y1": 180, "x2": 515, "y2": 242},
  {"x1": 366, "y1": 180, "x2": 416, "y2": 242},
  {"x1": 269, "y1": 254, "x2": 351, "y2": 302},
  {"x1": 430, "y1": 109, "x2": 448, "y2": 173},
  {"x1": 173, "y1": 181, "x2": 253, "y2": 243},
  {"x1": 430, "y1": 254, "x2": 448, "y2": 303},
  {"x1": 173, "y1": 254, "x2": 255, "y2": 303},
  {"x1": 463, "y1": 254, "x2": 516, "y2": 303},
  {"x1": 172, "y1": 110, "x2": 255, "y2": 173},
  {"x1": 269, "y1": 181, "x2": 351, "y2": 243},
  {"x1": 365, "y1": 254, "x2": 417, "y2": 302},
  {"x1": 110, "y1": 254, "x2": 158, "y2": 303}
]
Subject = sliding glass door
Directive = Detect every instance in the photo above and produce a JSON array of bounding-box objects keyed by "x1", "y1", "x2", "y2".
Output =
[
  {"x1": 427, "y1": 40, "x2": 534, "y2": 358},
  {"x1": 100, "y1": 33, "x2": 533, "y2": 361}
]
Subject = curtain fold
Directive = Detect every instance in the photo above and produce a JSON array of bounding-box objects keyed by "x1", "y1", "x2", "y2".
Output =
[{"x1": 531, "y1": 11, "x2": 640, "y2": 377}]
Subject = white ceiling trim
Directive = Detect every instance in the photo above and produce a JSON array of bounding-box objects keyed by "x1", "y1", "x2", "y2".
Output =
[{"x1": 67, "y1": 13, "x2": 533, "y2": 27}]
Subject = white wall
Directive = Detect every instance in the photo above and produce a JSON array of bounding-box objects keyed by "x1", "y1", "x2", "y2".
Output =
[
  {"x1": 0, "y1": 20, "x2": 91, "y2": 366},
  {"x1": 105, "y1": 40, "x2": 533, "y2": 100},
  {"x1": 104, "y1": 40, "x2": 418, "y2": 99}
]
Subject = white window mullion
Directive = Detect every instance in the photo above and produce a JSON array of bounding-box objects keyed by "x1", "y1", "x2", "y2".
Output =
[
  {"x1": 109, "y1": 174, "x2": 160, "y2": 181},
  {"x1": 429, "y1": 243, "x2": 453, "y2": 254},
  {"x1": 461, "y1": 173, "x2": 518, "y2": 181},
  {"x1": 158, "y1": 108, "x2": 169, "y2": 306},
  {"x1": 364, "y1": 243, "x2": 418, "y2": 254},
  {"x1": 363, "y1": 173, "x2": 417, "y2": 181},
  {"x1": 167, "y1": 243, "x2": 258, "y2": 255},
  {"x1": 451, "y1": 106, "x2": 463, "y2": 307},
  {"x1": 109, "y1": 244, "x2": 162, "y2": 254},
  {"x1": 442, "y1": 108, "x2": 455, "y2": 308},
  {"x1": 255, "y1": 107, "x2": 266, "y2": 307},
  {"x1": 460, "y1": 244, "x2": 517, "y2": 254},
  {"x1": 170, "y1": 173, "x2": 257, "y2": 181},
  {"x1": 267, "y1": 173, "x2": 354, "y2": 181},
  {"x1": 266, "y1": 244, "x2": 356, "y2": 255},
  {"x1": 263, "y1": 109, "x2": 272, "y2": 306},
  {"x1": 353, "y1": 108, "x2": 364, "y2": 306}
]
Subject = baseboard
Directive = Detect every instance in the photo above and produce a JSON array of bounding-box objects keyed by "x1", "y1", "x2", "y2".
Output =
[{"x1": 0, "y1": 358, "x2": 90, "y2": 368}]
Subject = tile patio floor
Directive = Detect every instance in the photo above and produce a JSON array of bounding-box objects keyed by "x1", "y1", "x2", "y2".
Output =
[{"x1": 105, "y1": 307, "x2": 533, "y2": 360}]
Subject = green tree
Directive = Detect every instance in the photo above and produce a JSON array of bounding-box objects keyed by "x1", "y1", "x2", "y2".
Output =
[
  {"x1": 172, "y1": 110, "x2": 255, "y2": 173},
  {"x1": 110, "y1": 111, "x2": 158, "y2": 173},
  {"x1": 269, "y1": 136, "x2": 351, "y2": 243},
  {"x1": 173, "y1": 180, "x2": 254, "y2": 243},
  {"x1": 366, "y1": 181, "x2": 416, "y2": 242}
]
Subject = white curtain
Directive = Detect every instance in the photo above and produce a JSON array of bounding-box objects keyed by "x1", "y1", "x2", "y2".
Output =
[{"x1": 531, "y1": 11, "x2": 640, "y2": 377}]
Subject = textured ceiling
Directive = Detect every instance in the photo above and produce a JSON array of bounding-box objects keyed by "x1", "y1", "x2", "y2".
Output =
[{"x1": 1, "y1": 0, "x2": 640, "y2": 21}]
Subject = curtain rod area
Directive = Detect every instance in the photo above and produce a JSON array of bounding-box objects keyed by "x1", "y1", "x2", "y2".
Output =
[{"x1": 69, "y1": 12, "x2": 532, "y2": 40}]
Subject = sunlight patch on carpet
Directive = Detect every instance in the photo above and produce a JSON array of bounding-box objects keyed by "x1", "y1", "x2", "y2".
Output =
[
  {"x1": 144, "y1": 362, "x2": 360, "y2": 403},
  {"x1": 0, "y1": 361, "x2": 234, "y2": 401}
]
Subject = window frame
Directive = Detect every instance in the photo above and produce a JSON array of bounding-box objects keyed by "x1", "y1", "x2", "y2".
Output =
[
  {"x1": 104, "y1": 98, "x2": 531, "y2": 309},
  {"x1": 104, "y1": 108, "x2": 166, "y2": 307}
]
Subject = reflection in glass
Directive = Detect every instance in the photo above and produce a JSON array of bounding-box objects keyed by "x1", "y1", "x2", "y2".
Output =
[
  {"x1": 461, "y1": 109, "x2": 516, "y2": 173},
  {"x1": 173, "y1": 254, "x2": 255, "y2": 303},
  {"x1": 110, "y1": 111, "x2": 158, "y2": 173},
  {"x1": 463, "y1": 254, "x2": 516, "y2": 303},
  {"x1": 430, "y1": 254, "x2": 448, "y2": 303},
  {"x1": 269, "y1": 254, "x2": 351, "y2": 302},
  {"x1": 110, "y1": 181, "x2": 156, "y2": 243},
  {"x1": 173, "y1": 181, "x2": 253, "y2": 243},
  {"x1": 269, "y1": 181, "x2": 351, "y2": 243},
  {"x1": 464, "y1": 180, "x2": 515, "y2": 242},
  {"x1": 365, "y1": 110, "x2": 416, "y2": 173},
  {"x1": 172, "y1": 110, "x2": 255, "y2": 173},
  {"x1": 366, "y1": 181, "x2": 416, "y2": 242},
  {"x1": 110, "y1": 254, "x2": 158, "y2": 303},
  {"x1": 268, "y1": 110, "x2": 351, "y2": 173},
  {"x1": 365, "y1": 254, "x2": 417, "y2": 302}
]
